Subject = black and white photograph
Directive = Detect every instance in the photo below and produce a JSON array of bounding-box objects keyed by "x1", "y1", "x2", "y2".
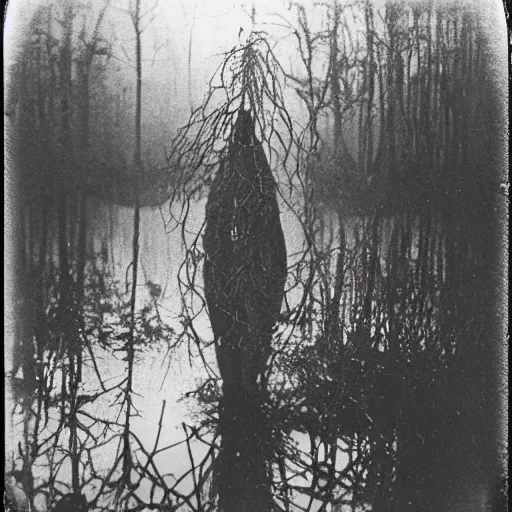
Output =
[{"x1": 4, "y1": 0, "x2": 508, "y2": 510}]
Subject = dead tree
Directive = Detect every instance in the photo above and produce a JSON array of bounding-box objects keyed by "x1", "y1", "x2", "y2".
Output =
[{"x1": 203, "y1": 109, "x2": 287, "y2": 512}]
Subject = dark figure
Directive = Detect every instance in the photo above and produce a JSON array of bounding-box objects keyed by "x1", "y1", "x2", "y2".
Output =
[
  {"x1": 204, "y1": 109, "x2": 287, "y2": 512},
  {"x1": 52, "y1": 493, "x2": 88, "y2": 512}
]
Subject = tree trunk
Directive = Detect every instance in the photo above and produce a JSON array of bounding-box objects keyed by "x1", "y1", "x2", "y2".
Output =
[{"x1": 204, "y1": 110, "x2": 287, "y2": 511}]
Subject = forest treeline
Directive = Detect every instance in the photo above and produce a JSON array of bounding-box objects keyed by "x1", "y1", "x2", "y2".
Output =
[{"x1": 5, "y1": 0, "x2": 507, "y2": 511}]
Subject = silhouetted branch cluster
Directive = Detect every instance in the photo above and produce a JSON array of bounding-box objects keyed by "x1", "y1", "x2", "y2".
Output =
[{"x1": 166, "y1": 32, "x2": 295, "y2": 201}]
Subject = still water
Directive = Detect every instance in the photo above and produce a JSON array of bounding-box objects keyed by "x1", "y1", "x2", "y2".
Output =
[{"x1": 7, "y1": 193, "x2": 432, "y2": 511}]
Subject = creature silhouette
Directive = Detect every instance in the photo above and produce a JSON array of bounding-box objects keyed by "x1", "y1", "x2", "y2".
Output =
[
  {"x1": 204, "y1": 108, "x2": 287, "y2": 390},
  {"x1": 203, "y1": 108, "x2": 287, "y2": 511}
]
